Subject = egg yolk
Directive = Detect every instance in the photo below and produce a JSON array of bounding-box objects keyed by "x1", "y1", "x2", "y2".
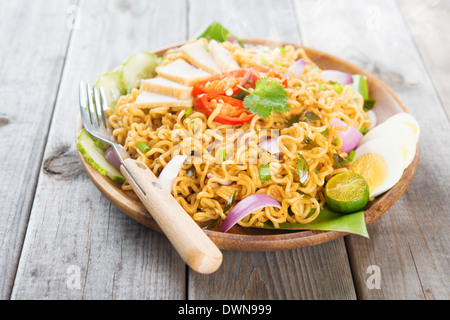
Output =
[
  {"x1": 405, "y1": 122, "x2": 418, "y2": 135},
  {"x1": 351, "y1": 153, "x2": 388, "y2": 195}
]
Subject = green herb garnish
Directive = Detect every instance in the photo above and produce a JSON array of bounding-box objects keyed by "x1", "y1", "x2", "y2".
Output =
[
  {"x1": 302, "y1": 111, "x2": 321, "y2": 123},
  {"x1": 285, "y1": 114, "x2": 300, "y2": 126},
  {"x1": 222, "y1": 190, "x2": 237, "y2": 214},
  {"x1": 196, "y1": 21, "x2": 244, "y2": 47},
  {"x1": 333, "y1": 153, "x2": 348, "y2": 168},
  {"x1": 203, "y1": 218, "x2": 219, "y2": 230},
  {"x1": 185, "y1": 107, "x2": 193, "y2": 117},
  {"x1": 303, "y1": 137, "x2": 320, "y2": 150},
  {"x1": 295, "y1": 154, "x2": 310, "y2": 185},
  {"x1": 363, "y1": 99, "x2": 376, "y2": 111},
  {"x1": 242, "y1": 77, "x2": 290, "y2": 119}
]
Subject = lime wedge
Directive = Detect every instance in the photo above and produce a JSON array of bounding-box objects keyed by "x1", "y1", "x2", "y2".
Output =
[{"x1": 325, "y1": 172, "x2": 369, "y2": 213}]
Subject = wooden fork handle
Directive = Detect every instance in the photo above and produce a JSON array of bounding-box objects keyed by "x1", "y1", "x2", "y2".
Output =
[{"x1": 120, "y1": 158, "x2": 223, "y2": 274}]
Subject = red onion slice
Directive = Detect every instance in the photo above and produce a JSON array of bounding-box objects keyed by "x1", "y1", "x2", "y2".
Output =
[
  {"x1": 158, "y1": 155, "x2": 187, "y2": 193},
  {"x1": 105, "y1": 145, "x2": 129, "y2": 171},
  {"x1": 330, "y1": 118, "x2": 363, "y2": 153},
  {"x1": 220, "y1": 194, "x2": 281, "y2": 232},
  {"x1": 259, "y1": 138, "x2": 281, "y2": 155},
  {"x1": 227, "y1": 34, "x2": 237, "y2": 44},
  {"x1": 321, "y1": 70, "x2": 354, "y2": 85},
  {"x1": 288, "y1": 59, "x2": 307, "y2": 77}
]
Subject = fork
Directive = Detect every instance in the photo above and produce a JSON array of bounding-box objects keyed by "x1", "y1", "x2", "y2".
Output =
[{"x1": 79, "y1": 81, "x2": 222, "y2": 274}]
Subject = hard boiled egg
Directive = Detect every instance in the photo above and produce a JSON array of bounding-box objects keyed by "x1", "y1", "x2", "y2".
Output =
[
  {"x1": 379, "y1": 112, "x2": 420, "y2": 143},
  {"x1": 358, "y1": 115, "x2": 417, "y2": 169},
  {"x1": 351, "y1": 138, "x2": 404, "y2": 198}
]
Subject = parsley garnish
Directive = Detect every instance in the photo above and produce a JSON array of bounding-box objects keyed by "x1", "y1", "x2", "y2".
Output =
[{"x1": 239, "y1": 77, "x2": 290, "y2": 119}]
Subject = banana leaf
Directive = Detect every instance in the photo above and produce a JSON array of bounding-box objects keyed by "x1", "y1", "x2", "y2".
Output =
[{"x1": 262, "y1": 205, "x2": 369, "y2": 238}]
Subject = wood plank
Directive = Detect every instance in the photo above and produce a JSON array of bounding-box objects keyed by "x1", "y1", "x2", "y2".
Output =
[
  {"x1": 190, "y1": 241, "x2": 356, "y2": 300},
  {"x1": 0, "y1": 0, "x2": 74, "y2": 299},
  {"x1": 187, "y1": 0, "x2": 357, "y2": 300},
  {"x1": 295, "y1": 0, "x2": 449, "y2": 299},
  {"x1": 398, "y1": 0, "x2": 450, "y2": 118},
  {"x1": 10, "y1": 0, "x2": 188, "y2": 299}
]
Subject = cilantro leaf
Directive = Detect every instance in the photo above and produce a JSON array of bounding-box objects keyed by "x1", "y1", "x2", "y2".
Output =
[{"x1": 243, "y1": 77, "x2": 290, "y2": 119}]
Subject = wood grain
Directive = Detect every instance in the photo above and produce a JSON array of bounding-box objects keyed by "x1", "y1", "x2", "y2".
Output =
[
  {"x1": 10, "y1": 0, "x2": 188, "y2": 299},
  {"x1": 0, "y1": 0, "x2": 74, "y2": 299},
  {"x1": 398, "y1": 0, "x2": 450, "y2": 119},
  {"x1": 295, "y1": 0, "x2": 449, "y2": 299}
]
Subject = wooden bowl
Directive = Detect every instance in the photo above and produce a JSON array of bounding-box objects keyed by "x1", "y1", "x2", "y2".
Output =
[{"x1": 76, "y1": 39, "x2": 419, "y2": 251}]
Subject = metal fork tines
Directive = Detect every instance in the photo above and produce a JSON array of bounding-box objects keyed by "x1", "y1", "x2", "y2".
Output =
[
  {"x1": 79, "y1": 81, "x2": 145, "y2": 194},
  {"x1": 79, "y1": 81, "x2": 111, "y2": 142}
]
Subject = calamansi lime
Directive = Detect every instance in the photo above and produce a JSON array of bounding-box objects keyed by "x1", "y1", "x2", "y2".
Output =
[{"x1": 325, "y1": 172, "x2": 370, "y2": 213}]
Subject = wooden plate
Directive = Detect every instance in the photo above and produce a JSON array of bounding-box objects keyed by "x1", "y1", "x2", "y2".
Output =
[{"x1": 76, "y1": 39, "x2": 419, "y2": 252}]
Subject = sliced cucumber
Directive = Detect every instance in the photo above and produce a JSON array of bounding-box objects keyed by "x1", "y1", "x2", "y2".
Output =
[
  {"x1": 351, "y1": 75, "x2": 369, "y2": 100},
  {"x1": 76, "y1": 129, "x2": 125, "y2": 183},
  {"x1": 95, "y1": 71, "x2": 126, "y2": 110},
  {"x1": 89, "y1": 132, "x2": 110, "y2": 151},
  {"x1": 121, "y1": 52, "x2": 162, "y2": 93}
]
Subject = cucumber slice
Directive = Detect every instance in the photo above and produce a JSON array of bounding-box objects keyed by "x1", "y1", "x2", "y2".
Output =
[
  {"x1": 121, "y1": 52, "x2": 162, "y2": 93},
  {"x1": 76, "y1": 129, "x2": 125, "y2": 183},
  {"x1": 351, "y1": 75, "x2": 369, "y2": 100},
  {"x1": 95, "y1": 71, "x2": 126, "y2": 110}
]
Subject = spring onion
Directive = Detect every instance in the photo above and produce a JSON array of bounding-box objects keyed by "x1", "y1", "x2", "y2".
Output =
[
  {"x1": 347, "y1": 150, "x2": 356, "y2": 163},
  {"x1": 137, "y1": 142, "x2": 151, "y2": 153},
  {"x1": 259, "y1": 164, "x2": 271, "y2": 182}
]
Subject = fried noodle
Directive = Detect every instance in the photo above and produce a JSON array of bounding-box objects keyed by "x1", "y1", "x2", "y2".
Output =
[{"x1": 106, "y1": 40, "x2": 370, "y2": 229}]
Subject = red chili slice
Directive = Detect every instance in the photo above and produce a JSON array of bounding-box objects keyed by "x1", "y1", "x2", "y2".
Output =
[
  {"x1": 251, "y1": 65, "x2": 288, "y2": 87},
  {"x1": 192, "y1": 68, "x2": 252, "y2": 97},
  {"x1": 194, "y1": 94, "x2": 255, "y2": 125}
]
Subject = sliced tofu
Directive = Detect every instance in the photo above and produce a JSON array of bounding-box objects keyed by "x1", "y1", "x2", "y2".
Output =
[
  {"x1": 156, "y1": 58, "x2": 211, "y2": 86},
  {"x1": 133, "y1": 91, "x2": 192, "y2": 109},
  {"x1": 180, "y1": 40, "x2": 221, "y2": 75},
  {"x1": 141, "y1": 77, "x2": 193, "y2": 100},
  {"x1": 208, "y1": 40, "x2": 240, "y2": 73}
]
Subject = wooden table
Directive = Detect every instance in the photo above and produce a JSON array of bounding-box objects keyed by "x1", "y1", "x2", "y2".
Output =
[{"x1": 1, "y1": 0, "x2": 448, "y2": 300}]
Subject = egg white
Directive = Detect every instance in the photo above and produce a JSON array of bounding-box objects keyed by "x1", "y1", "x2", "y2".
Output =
[
  {"x1": 380, "y1": 112, "x2": 420, "y2": 143},
  {"x1": 358, "y1": 118, "x2": 417, "y2": 169},
  {"x1": 352, "y1": 138, "x2": 405, "y2": 198}
]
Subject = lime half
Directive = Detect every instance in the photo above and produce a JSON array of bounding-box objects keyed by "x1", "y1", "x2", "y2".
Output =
[{"x1": 325, "y1": 172, "x2": 370, "y2": 214}]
